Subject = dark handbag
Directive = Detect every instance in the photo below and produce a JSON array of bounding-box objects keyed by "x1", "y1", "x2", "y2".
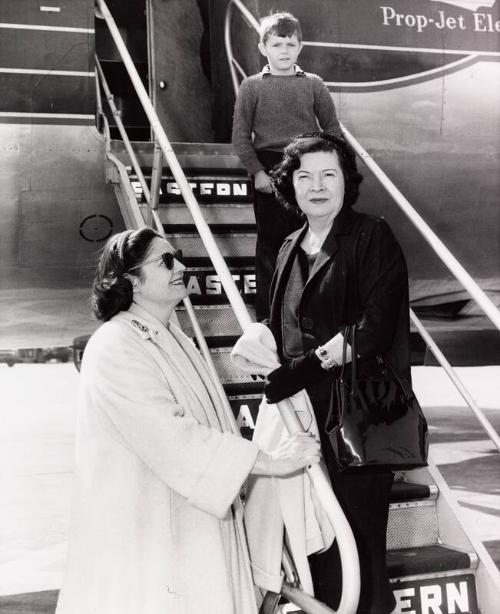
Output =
[{"x1": 325, "y1": 325, "x2": 428, "y2": 471}]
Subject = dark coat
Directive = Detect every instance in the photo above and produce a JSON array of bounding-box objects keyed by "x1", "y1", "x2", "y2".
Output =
[
  {"x1": 268, "y1": 207, "x2": 411, "y2": 383},
  {"x1": 268, "y1": 208, "x2": 409, "y2": 613}
]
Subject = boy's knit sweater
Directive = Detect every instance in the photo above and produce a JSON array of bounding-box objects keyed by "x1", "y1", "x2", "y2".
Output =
[{"x1": 232, "y1": 65, "x2": 341, "y2": 176}]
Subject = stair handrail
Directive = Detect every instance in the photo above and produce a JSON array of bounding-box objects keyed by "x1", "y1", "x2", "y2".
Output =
[
  {"x1": 340, "y1": 123, "x2": 500, "y2": 333},
  {"x1": 410, "y1": 309, "x2": 500, "y2": 452},
  {"x1": 225, "y1": 0, "x2": 500, "y2": 450},
  {"x1": 94, "y1": 2, "x2": 361, "y2": 613}
]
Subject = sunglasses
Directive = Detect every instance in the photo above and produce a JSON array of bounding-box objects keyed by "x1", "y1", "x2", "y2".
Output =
[{"x1": 129, "y1": 249, "x2": 183, "y2": 272}]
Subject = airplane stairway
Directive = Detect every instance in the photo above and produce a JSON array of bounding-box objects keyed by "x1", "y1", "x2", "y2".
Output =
[{"x1": 107, "y1": 139, "x2": 490, "y2": 614}]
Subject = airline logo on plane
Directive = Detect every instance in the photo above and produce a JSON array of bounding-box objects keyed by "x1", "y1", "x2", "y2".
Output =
[
  {"x1": 380, "y1": 4, "x2": 500, "y2": 33},
  {"x1": 430, "y1": 0, "x2": 496, "y2": 10}
]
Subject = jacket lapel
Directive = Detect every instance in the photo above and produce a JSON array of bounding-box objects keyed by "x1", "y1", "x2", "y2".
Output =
[
  {"x1": 271, "y1": 224, "x2": 308, "y2": 305},
  {"x1": 303, "y1": 208, "x2": 354, "y2": 294},
  {"x1": 115, "y1": 308, "x2": 220, "y2": 429}
]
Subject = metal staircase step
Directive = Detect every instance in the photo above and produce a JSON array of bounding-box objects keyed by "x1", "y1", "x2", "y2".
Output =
[
  {"x1": 200, "y1": 335, "x2": 240, "y2": 348},
  {"x1": 224, "y1": 381, "x2": 265, "y2": 396},
  {"x1": 388, "y1": 546, "x2": 479, "y2": 614},
  {"x1": 158, "y1": 201, "x2": 255, "y2": 225},
  {"x1": 166, "y1": 231, "x2": 256, "y2": 258},
  {"x1": 175, "y1": 304, "x2": 256, "y2": 337},
  {"x1": 390, "y1": 481, "x2": 438, "y2": 503},
  {"x1": 110, "y1": 140, "x2": 245, "y2": 170},
  {"x1": 208, "y1": 346, "x2": 255, "y2": 384},
  {"x1": 388, "y1": 544, "x2": 478, "y2": 578}
]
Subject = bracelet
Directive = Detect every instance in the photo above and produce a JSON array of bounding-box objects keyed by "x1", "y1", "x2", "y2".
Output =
[{"x1": 315, "y1": 346, "x2": 339, "y2": 371}]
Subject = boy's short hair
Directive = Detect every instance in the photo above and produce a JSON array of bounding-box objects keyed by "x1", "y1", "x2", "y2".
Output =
[{"x1": 259, "y1": 12, "x2": 302, "y2": 45}]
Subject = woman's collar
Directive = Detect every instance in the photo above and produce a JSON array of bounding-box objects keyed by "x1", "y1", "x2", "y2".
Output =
[{"x1": 116, "y1": 303, "x2": 170, "y2": 340}]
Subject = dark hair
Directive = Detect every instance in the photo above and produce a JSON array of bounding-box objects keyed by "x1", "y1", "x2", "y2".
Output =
[
  {"x1": 259, "y1": 12, "x2": 302, "y2": 44},
  {"x1": 271, "y1": 133, "x2": 363, "y2": 217},
  {"x1": 92, "y1": 227, "x2": 161, "y2": 322}
]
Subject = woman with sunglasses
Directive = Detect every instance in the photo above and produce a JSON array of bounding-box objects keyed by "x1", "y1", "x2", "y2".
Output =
[{"x1": 56, "y1": 227, "x2": 320, "y2": 614}]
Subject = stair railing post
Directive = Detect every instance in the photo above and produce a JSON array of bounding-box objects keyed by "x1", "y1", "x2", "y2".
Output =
[{"x1": 149, "y1": 141, "x2": 163, "y2": 213}]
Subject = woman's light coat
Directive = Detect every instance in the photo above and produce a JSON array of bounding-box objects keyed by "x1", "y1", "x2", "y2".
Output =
[{"x1": 56, "y1": 304, "x2": 259, "y2": 614}]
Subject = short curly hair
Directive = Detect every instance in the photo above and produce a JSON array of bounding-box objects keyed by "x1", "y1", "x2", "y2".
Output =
[
  {"x1": 271, "y1": 133, "x2": 363, "y2": 217},
  {"x1": 91, "y1": 227, "x2": 162, "y2": 322}
]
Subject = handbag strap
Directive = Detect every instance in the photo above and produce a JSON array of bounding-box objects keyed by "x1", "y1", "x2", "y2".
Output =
[
  {"x1": 338, "y1": 324, "x2": 350, "y2": 379},
  {"x1": 349, "y1": 324, "x2": 357, "y2": 393},
  {"x1": 325, "y1": 326, "x2": 350, "y2": 436},
  {"x1": 339, "y1": 324, "x2": 358, "y2": 394},
  {"x1": 342, "y1": 324, "x2": 415, "y2": 401},
  {"x1": 376, "y1": 355, "x2": 415, "y2": 401}
]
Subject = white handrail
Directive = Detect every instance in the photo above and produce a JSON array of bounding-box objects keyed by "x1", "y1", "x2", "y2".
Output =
[
  {"x1": 95, "y1": 2, "x2": 361, "y2": 613},
  {"x1": 340, "y1": 123, "x2": 500, "y2": 333},
  {"x1": 410, "y1": 309, "x2": 500, "y2": 452}
]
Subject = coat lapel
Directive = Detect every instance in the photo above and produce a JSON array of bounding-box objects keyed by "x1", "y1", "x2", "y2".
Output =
[
  {"x1": 303, "y1": 208, "x2": 354, "y2": 295},
  {"x1": 271, "y1": 224, "x2": 308, "y2": 306},
  {"x1": 165, "y1": 322, "x2": 230, "y2": 429},
  {"x1": 116, "y1": 307, "x2": 221, "y2": 430}
]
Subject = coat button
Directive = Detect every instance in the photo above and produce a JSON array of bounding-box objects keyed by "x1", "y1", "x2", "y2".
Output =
[{"x1": 301, "y1": 317, "x2": 314, "y2": 331}]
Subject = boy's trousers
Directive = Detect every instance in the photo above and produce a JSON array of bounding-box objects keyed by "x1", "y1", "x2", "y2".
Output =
[{"x1": 253, "y1": 150, "x2": 302, "y2": 321}]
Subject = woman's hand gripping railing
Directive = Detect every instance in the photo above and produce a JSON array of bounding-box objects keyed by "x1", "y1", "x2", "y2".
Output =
[{"x1": 95, "y1": 2, "x2": 360, "y2": 611}]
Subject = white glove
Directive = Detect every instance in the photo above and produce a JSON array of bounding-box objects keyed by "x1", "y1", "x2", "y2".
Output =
[{"x1": 230, "y1": 322, "x2": 280, "y2": 376}]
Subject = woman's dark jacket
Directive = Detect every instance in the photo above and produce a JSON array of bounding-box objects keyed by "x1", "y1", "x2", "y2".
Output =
[{"x1": 268, "y1": 207, "x2": 411, "y2": 387}]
